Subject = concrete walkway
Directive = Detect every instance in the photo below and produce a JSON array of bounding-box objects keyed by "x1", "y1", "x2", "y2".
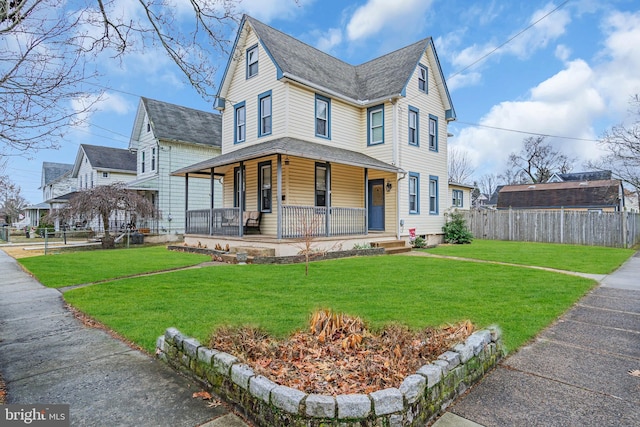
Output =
[
  {"x1": 434, "y1": 252, "x2": 640, "y2": 427},
  {"x1": 0, "y1": 249, "x2": 249, "y2": 427}
]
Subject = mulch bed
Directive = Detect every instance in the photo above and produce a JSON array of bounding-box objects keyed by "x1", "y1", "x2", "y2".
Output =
[{"x1": 211, "y1": 310, "x2": 474, "y2": 395}]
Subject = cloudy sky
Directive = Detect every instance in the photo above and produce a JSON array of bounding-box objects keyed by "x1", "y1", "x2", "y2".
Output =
[{"x1": 5, "y1": 0, "x2": 640, "y2": 204}]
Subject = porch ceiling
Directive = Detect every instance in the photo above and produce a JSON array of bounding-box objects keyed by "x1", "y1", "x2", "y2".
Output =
[{"x1": 171, "y1": 137, "x2": 405, "y2": 178}]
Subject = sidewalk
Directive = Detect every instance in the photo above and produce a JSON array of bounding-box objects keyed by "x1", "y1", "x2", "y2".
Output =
[
  {"x1": 435, "y1": 252, "x2": 640, "y2": 426},
  {"x1": 0, "y1": 249, "x2": 249, "y2": 427}
]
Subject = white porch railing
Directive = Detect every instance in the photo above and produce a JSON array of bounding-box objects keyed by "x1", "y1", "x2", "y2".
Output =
[
  {"x1": 282, "y1": 205, "x2": 366, "y2": 238},
  {"x1": 185, "y1": 206, "x2": 366, "y2": 238}
]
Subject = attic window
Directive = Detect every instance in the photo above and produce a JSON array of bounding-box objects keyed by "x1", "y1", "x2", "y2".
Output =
[
  {"x1": 147, "y1": 123, "x2": 151, "y2": 132},
  {"x1": 247, "y1": 45, "x2": 258, "y2": 78},
  {"x1": 418, "y1": 64, "x2": 428, "y2": 93}
]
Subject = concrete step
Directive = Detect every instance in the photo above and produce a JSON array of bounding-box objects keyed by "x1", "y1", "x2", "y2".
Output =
[
  {"x1": 384, "y1": 246, "x2": 412, "y2": 255},
  {"x1": 371, "y1": 240, "x2": 407, "y2": 250}
]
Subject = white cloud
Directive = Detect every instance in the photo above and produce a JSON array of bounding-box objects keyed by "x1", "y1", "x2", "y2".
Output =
[
  {"x1": 503, "y1": 3, "x2": 570, "y2": 59},
  {"x1": 345, "y1": 0, "x2": 433, "y2": 41},
  {"x1": 454, "y1": 58, "x2": 606, "y2": 176},
  {"x1": 555, "y1": 44, "x2": 571, "y2": 61},
  {"x1": 315, "y1": 27, "x2": 343, "y2": 52},
  {"x1": 239, "y1": 0, "x2": 314, "y2": 23}
]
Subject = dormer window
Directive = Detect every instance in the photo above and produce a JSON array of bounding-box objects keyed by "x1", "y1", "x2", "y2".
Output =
[{"x1": 247, "y1": 45, "x2": 258, "y2": 78}]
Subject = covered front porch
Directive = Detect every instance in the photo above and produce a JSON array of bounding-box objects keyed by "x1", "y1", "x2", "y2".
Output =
[{"x1": 174, "y1": 138, "x2": 404, "y2": 255}]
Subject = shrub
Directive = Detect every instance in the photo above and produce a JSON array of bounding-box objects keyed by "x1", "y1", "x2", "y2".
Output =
[
  {"x1": 352, "y1": 242, "x2": 372, "y2": 250},
  {"x1": 443, "y1": 210, "x2": 473, "y2": 244},
  {"x1": 411, "y1": 236, "x2": 427, "y2": 248}
]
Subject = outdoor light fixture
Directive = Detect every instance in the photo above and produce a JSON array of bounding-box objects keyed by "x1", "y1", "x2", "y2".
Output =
[
  {"x1": 386, "y1": 181, "x2": 392, "y2": 192},
  {"x1": 284, "y1": 156, "x2": 290, "y2": 165}
]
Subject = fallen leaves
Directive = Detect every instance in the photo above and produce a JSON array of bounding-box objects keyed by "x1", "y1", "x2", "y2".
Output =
[
  {"x1": 210, "y1": 310, "x2": 474, "y2": 395},
  {"x1": 192, "y1": 391, "x2": 212, "y2": 400}
]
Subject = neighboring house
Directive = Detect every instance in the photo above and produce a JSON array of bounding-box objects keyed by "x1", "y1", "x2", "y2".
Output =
[
  {"x1": 448, "y1": 182, "x2": 474, "y2": 211},
  {"x1": 623, "y1": 189, "x2": 639, "y2": 213},
  {"x1": 46, "y1": 144, "x2": 138, "y2": 231},
  {"x1": 127, "y1": 97, "x2": 222, "y2": 235},
  {"x1": 547, "y1": 170, "x2": 612, "y2": 183},
  {"x1": 71, "y1": 144, "x2": 137, "y2": 190},
  {"x1": 24, "y1": 162, "x2": 75, "y2": 227},
  {"x1": 40, "y1": 162, "x2": 75, "y2": 202},
  {"x1": 482, "y1": 186, "x2": 503, "y2": 210},
  {"x1": 174, "y1": 15, "x2": 456, "y2": 255},
  {"x1": 497, "y1": 179, "x2": 624, "y2": 212}
]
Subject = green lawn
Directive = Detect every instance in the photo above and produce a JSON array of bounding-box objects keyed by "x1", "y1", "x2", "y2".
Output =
[
  {"x1": 18, "y1": 246, "x2": 210, "y2": 287},
  {"x1": 63, "y1": 255, "x2": 595, "y2": 354},
  {"x1": 424, "y1": 239, "x2": 633, "y2": 274}
]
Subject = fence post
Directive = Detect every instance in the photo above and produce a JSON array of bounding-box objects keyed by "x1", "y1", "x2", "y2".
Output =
[
  {"x1": 508, "y1": 207, "x2": 513, "y2": 241},
  {"x1": 560, "y1": 207, "x2": 564, "y2": 244},
  {"x1": 622, "y1": 211, "x2": 628, "y2": 248}
]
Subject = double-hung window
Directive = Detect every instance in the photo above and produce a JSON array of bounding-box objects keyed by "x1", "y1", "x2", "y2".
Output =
[
  {"x1": 315, "y1": 95, "x2": 330, "y2": 139},
  {"x1": 418, "y1": 64, "x2": 428, "y2": 93},
  {"x1": 258, "y1": 161, "x2": 272, "y2": 212},
  {"x1": 315, "y1": 163, "x2": 329, "y2": 207},
  {"x1": 368, "y1": 105, "x2": 384, "y2": 145},
  {"x1": 258, "y1": 91, "x2": 272, "y2": 137},
  {"x1": 141, "y1": 151, "x2": 145, "y2": 173},
  {"x1": 429, "y1": 176, "x2": 439, "y2": 214},
  {"x1": 408, "y1": 106, "x2": 419, "y2": 146},
  {"x1": 234, "y1": 102, "x2": 246, "y2": 143},
  {"x1": 233, "y1": 166, "x2": 245, "y2": 208},
  {"x1": 409, "y1": 172, "x2": 419, "y2": 214},
  {"x1": 246, "y1": 45, "x2": 258, "y2": 78},
  {"x1": 452, "y1": 189, "x2": 463, "y2": 207},
  {"x1": 428, "y1": 115, "x2": 438, "y2": 151}
]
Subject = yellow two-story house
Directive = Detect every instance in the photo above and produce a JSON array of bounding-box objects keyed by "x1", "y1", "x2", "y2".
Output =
[{"x1": 176, "y1": 15, "x2": 456, "y2": 255}]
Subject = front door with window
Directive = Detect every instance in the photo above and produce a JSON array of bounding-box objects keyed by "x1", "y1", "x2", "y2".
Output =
[{"x1": 368, "y1": 180, "x2": 385, "y2": 231}]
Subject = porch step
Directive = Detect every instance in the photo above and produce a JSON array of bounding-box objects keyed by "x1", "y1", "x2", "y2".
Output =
[{"x1": 371, "y1": 240, "x2": 411, "y2": 254}]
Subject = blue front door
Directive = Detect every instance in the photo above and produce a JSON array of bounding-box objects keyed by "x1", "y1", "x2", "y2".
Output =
[{"x1": 368, "y1": 180, "x2": 385, "y2": 231}]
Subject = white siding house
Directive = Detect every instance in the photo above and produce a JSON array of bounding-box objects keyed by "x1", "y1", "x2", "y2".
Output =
[
  {"x1": 175, "y1": 15, "x2": 457, "y2": 255},
  {"x1": 127, "y1": 97, "x2": 222, "y2": 235}
]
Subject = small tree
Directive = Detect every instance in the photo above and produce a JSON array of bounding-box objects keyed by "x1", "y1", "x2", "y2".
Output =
[
  {"x1": 442, "y1": 210, "x2": 473, "y2": 244},
  {"x1": 507, "y1": 136, "x2": 575, "y2": 183},
  {"x1": 50, "y1": 183, "x2": 156, "y2": 249}
]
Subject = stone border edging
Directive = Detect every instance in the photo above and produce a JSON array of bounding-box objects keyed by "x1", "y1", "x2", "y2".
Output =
[
  {"x1": 168, "y1": 245, "x2": 385, "y2": 264},
  {"x1": 156, "y1": 327, "x2": 504, "y2": 426}
]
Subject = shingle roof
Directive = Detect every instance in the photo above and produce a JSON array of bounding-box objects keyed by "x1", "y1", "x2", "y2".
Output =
[
  {"x1": 172, "y1": 137, "x2": 404, "y2": 176},
  {"x1": 555, "y1": 170, "x2": 612, "y2": 182},
  {"x1": 42, "y1": 162, "x2": 73, "y2": 186},
  {"x1": 81, "y1": 144, "x2": 137, "y2": 172},
  {"x1": 142, "y1": 97, "x2": 221, "y2": 147},
  {"x1": 241, "y1": 16, "x2": 438, "y2": 103},
  {"x1": 497, "y1": 180, "x2": 621, "y2": 209}
]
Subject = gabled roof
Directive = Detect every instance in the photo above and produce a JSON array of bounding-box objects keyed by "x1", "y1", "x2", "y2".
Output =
[
  {"x1": 72, "y1": 144, "x2": 137, "y2": 177},
  {"x1": 548, "y1": 170, "x2": 612, "y2": 183},
  {"x1": 486, "y1": 186, "x2": 504, "y2": 206},
  {"x1": 497, "y1": 180, "x2": 622, "y2": 209},
  {"x1": 172, "y1": 137, "x2": 404, "y2": 177},
  {"x1": 130, "y1": 98, "x2": 222, "y2": 149},
  {"x1": 40, "y1": 162, "x2": 73, "y2": 188},
  {"x1": 218, "y1": 15, "x2": 455, "y2": 116}
]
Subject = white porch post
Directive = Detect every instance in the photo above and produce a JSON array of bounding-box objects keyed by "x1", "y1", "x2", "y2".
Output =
[
  {"x1": 239, "y1": 161, "x2": 244, "y2": 237},
  {"x1": 277, "y1": 154, "x2": 282, "y2": 239}
]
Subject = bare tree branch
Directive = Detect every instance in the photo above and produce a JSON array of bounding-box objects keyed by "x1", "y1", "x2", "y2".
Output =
[
  {"x1": 448, "y1": 146, "x2": 475, "y2": 184},
  {"x1": 507, "y1": 136, "x2": 575, "y2": 183},
  {"x1": 1, "y1": 0, "x2": 238, "y2": 154}
]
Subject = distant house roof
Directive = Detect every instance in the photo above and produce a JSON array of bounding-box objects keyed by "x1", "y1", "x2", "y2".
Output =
[
  {"x1": 172, "y1": 137, "x2": 404, "y2": 177},
  {"x1": 73, "y1": 144, "x2": 137, "y2": 177},
  {"x1": 548, "y1": 170, "x2": 612, "y2": 182},
  {"x1": 217, "y1": 15, "x2": 455, "y2": 118},
  {"x1": 40, "y1": 162, "x2": 73, "y2": 188},
  {"x1": 486, "y1": 185, "x2": 504, "y2": 206},
  {"x1": 497, "y1": 179, "x2": 623, "y2": 210},
  {"x1": 138, "y1": 97, "x2": 222, "y2": 147}
]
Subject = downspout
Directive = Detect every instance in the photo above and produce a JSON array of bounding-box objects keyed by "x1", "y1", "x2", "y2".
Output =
[{"x1": 391, "y1": 97, "x2": 406, "y2": 240}]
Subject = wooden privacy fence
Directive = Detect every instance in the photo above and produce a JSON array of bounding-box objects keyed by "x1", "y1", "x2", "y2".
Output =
[{"x1": 461, "y1": 209, "x2": 640, "y2": 248}]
